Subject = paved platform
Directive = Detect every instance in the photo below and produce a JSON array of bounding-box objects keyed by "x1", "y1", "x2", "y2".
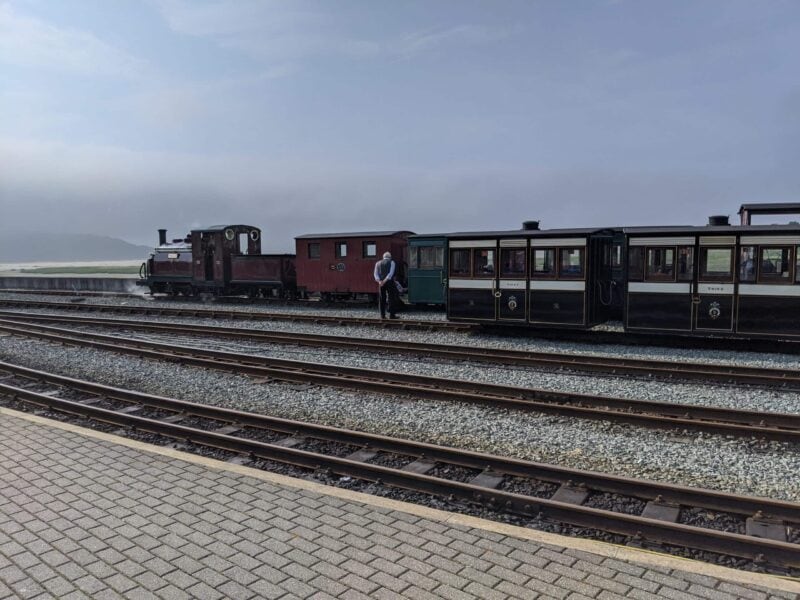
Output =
[{"x1": 1, "y1": 408, "x2": 799, "y2": 600}]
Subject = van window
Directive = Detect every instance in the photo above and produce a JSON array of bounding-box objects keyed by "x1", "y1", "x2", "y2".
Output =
[
  {"x1": 628, "y1": 247, "x2": 643, "y2": 281},
  {"x1": 308, "y1": 243, "x2": 320, "y2": 259},
  {"x1": 739, "y1": 246, "x2": 756, "y2": 282},
  {"x1": 500, "y1": 248, "x2": 526, "y2": 277},
  {"x1": 449, "y1": 249, "x2": 470, "y2": 276},
  {"x1": 335, "y1": 241, "x2": 348, "y2": 259},
  {"x1": 532, "y1": 248, "x2": 555, "y2": 278},
  {"x1": 699, "y1": 247, "x2": 733, "y2": 281},
  {"x1": 559, "y1": 248, "x2": 584, "y2": 279},
  {"x1": 677, "y1": 246, "x2": 694, "y2": 281},
  {"x1": 759, "y1": 247, "x2": 791, "y2": 282},
  {"x1": 473, "y1": 249, "x2": 495, "y2": 277},
  {"x1": 645, "y1": 247, "x2": 674, "y2": 281},
  {"x1": 362, "y1": 242, "x2": 377, "y2": 258}
]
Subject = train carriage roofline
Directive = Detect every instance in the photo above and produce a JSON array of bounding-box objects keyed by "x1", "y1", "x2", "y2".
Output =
[{"x1": 295, "y1": 230, "x2": 414, "y2": 239}]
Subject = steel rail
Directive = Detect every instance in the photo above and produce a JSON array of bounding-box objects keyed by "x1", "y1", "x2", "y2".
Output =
[
  {"x1": 1, "y1": 369, "x2": 799, "y2": 568},
  {"x1": 3, "y1": 319, "x2": 800, "y2": 442},
  {"x1": 0, "y1": 298, "x2": 474, "y2": 332},
  {"x1": 1, "y1": 309, "x2": 798, "y2": 390}
]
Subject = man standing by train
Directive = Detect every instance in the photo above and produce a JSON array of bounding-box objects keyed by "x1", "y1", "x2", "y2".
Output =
[{"x1": 374, "y1": 251, "x2": 400, "y2": 319}]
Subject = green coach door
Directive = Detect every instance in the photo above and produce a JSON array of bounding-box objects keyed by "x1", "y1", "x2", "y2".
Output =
[{"x1": 408, "y1": 238, "x2": 447, "y2": 305}]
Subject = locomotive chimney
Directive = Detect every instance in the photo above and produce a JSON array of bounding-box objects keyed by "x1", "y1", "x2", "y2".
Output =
[
  {"x1": 707, "y1": 215, "x2": 730, "y2": 226},
  {"x1": 158, "y1": 229, "x2": 167, "y2": 245},
  {"x1": 522, "y1": 220, "x2": 540, "y2": 231}
]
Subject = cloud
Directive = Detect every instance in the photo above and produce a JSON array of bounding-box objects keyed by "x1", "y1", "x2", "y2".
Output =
[
  {"x1": 151, "y1": 0, "x2": 512, "y2": 63},
  {"x1": 0, "y1": 3, "x2": 148, "y2": 78}
]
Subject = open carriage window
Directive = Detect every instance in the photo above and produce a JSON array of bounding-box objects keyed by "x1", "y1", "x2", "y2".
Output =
[
  {"x1": 759, "y1": 247, "x2": 792, "y2": 282},
  {"x1": 500, "y1": 248, "x2": 526, "y2": 277},
  {"x1": 449, "y1": 249, "x2": 470, "y2": 276},
  {"x1": 558, "y1": 248, "x2": 584, "y2": 279},
  {"x1": 677, "y1": 246, "x2": 694, "y2": 281},
  {"x1": 531, "y1": 248, "x2": 555, "y2": 278},
  {"x1": 645, "y1": 247, "x2": 675, "y2": 281},
  {"x1": 473, "y1": 249, "x2": 496, "y2": 277},
  {"x1": 335, "y1": 241, "x2": 348, "y2": 259},
  {"x1": 628, "y1": 247, "x2": 644, "y2": 281},
  {"x1": 739, "y1": 246, "x2": 756, "y2": 282},
  {"x1": 699, "y1": 247, "x2": 733, "y2": 281}
]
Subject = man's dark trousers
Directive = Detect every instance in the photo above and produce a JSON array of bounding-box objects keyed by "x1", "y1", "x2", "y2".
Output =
[{"x1": 379, "y1": 282, "x2": 400, "y2": 318}]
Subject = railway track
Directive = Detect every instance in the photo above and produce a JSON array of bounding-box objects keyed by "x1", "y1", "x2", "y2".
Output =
[
  {"x1": 1, "y1": 360, "x2": 798, "y2": 571},
  {"x1": 1, "y1": 309, "x2": 798, "y2": 390},
  {"x1": 0, "y1": 297, "x2": 472, "y2": 332},
  {"x1": 2, "y1": 317, "x2": 800, "y2": 442}
]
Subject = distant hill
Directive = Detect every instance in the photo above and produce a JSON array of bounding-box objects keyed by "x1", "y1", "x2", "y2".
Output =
[{"x1": 0, "y1": 232, "x2": 152, "y2": 262}]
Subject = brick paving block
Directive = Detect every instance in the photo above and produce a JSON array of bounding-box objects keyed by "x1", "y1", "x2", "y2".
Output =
[
  {"x1": 248, "y1": 579, "x2": 286, "y2": 599},
  {"x1": 498, "y1": 578, "x2": 566, "y2": 600},
  {"x1": 395, "y1": 542, "x2": 430, "y2": 562},
  {"x1": 398, "y1": 569, "x2": 439, "y2": 592},
  {"x1": 309, "y1": 574, "x2": 348, "y2": 596},
  {"x1": 73, "y1": 574, "x2": 107, "y2": 595},
  {"x1": 686, "y1": 583, "x2": 741, "y2": 600},
  {"x1": 216, "y1": 580, "x2": 255, "y2": 600},
  {"x1": 556, "y1": 575, "x2": 603, "y2": 597},
  {"x1": 40, "y1": 575, "x2": 76, "y2": 597},
  {"x1": 133, "y1": 571, "x2": 170, "y2": 593},
  {"x1": 185, "y1": 581, "x2": 224, "y2": 600},
  {"x1": 642, "y1": 570, "x2": 691, "y2": 591},
  {"x1": 457, "y1": 565, "x2": 500, "y2": 589},
  {"x1": 433, "y1": 583, "x2": 479, "y2": 600},
  {"x1": 600, "y1": 557, "x2": 646, "y2": 578},
  {"x1": 105, "y1": 573, "x2": 138, "y2": 594},
  {"x1": 716, "y1": 582, "x2": 768, "y2": 600},
  {"x1": 487, "y1": 563, "x2": 530, "y2": 587},
  {"x1": 650, "y1": 588, "x2": 696, "y2": 600}
]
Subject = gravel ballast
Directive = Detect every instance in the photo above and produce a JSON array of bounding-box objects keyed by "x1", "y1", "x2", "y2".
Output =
[{"x1": 1, "y1": 333, "x2": 799, "y2": 503}]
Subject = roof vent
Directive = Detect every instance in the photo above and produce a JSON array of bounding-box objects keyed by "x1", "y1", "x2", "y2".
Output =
[
  {"x1": 708, "y1": 215, "x2": 730, "y2": 226},
  {"x1": 158, "y1": 229, "x2": 167, "y2": 245},
  {"x1": 523, "y1": 220, "x2": 540, "y2": 231}
]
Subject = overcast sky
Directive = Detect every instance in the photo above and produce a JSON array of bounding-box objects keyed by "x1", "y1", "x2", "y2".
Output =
[{"x1": 1, "y1": 0, "x2": 799, "y2": 250}]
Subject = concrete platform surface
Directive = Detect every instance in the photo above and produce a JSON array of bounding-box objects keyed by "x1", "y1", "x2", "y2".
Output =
[{"x1": 1, "y1": 408, "x2": 798, "y2": 600}]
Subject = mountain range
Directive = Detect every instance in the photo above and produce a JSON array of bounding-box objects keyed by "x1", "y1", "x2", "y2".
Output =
[{"x1": 0, "y1": 232, "x2": 152, "y2": 262}]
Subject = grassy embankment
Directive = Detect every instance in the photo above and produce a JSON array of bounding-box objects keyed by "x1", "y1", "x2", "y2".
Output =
[{"x1": 19, "y1": 266, "x2": 140, "y2": 275}]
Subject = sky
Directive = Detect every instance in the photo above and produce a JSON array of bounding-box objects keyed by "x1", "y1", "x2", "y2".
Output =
[{"x1": 1, "y1": 0, "x2": 799, "y2": 250}]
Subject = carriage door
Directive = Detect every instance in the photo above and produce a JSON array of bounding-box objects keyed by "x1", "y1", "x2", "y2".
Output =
[
  {"x1": 694, "y1": 237, "x2": 735, "y2": 331},
  {"x1": 497, "y1": 239, "x2": 528, "y2": 321},
  {"x1": 447, "y1": 240, "x2": 498, "y2": 321}
]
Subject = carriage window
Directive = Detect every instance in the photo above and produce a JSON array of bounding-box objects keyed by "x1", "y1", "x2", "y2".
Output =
[
  {"x1": 532, "y1": 248, "x2": 555, "y2": 278},
  {"x1": 628, "y1": 247, "x2": 644, "y2": 281},
  {"x1": 362, "y1": 242, "x2": 377, "y2": 258},
  {"x1": 760, "y1": 247, "x2": 791, "y2": 282},
  {"x1": 796, "y1": 250, "x2": 800, "y2": 283},
  {"x1": 420, "y1": 246, "x2": 444, "y2": 269},
  {"x1": 335, "y1": 241, "x2": 348, "y2": 258},
  {"x1": 308, "y1": 243, "x2": 320, "y2": 259},
  {"x1": 559, "y1": 248, "x2": 584, "y2": 279},
  {"x1": 700, "y1": 247, "x2": 733, "y2": 281},
  {"x1": 677, "y1": 246, "x2": 694, "y2": 281},
  {"x1": 238, "y1": 233, "x2": 249, "y2": 255},
  {"x1": 739, "y1": 246, "x2": 756, "y2": 282},
  {"x1": 500, "y1": 248, "x2": 526, "y2": 277},
  {"x1": 645, "y1": 247, "x2": 675, "y2": 281},
  {"x1": 409, "y1": 247, "x2": 418, "y2": 268},
  {"x1": 473, "y1": 249, "x2": 495, "y2": 277},
  {"x1": 449, "y1": 249, "x2": 470, "y2": 276},
  {"x1": 611, "y1": 244, "x2": 622, "y2": 268}
]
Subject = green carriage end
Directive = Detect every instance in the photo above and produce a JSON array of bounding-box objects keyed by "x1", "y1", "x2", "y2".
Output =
[{"x1": 407, "y1": 235, "x2": 448, "y2": 305}]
